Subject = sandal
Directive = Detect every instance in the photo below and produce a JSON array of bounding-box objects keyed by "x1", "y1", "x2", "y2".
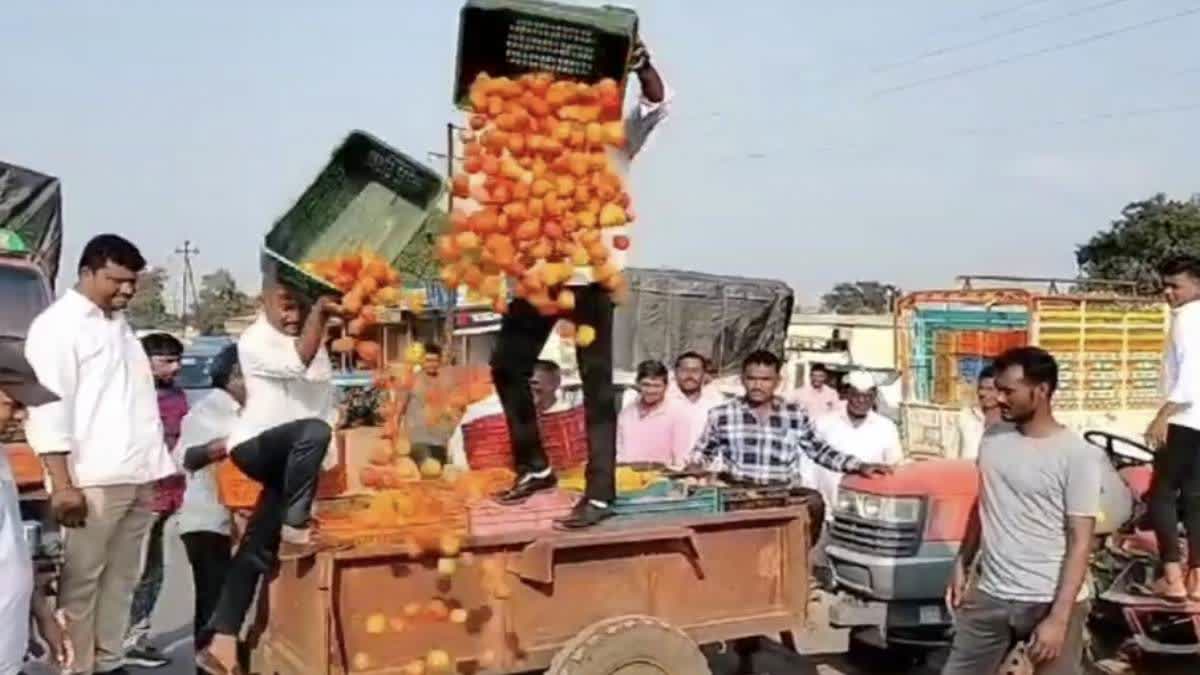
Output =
[{"x1": 1151, "y1": 576, "x2": 1187, "y2": 603}]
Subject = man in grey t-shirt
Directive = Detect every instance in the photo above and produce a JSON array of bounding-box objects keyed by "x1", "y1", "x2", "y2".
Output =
[{"x1": 943, "y1": 347, "x2": 1101, "y2": 675}]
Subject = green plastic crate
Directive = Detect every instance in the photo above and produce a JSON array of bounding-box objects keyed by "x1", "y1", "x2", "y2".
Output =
[
  {"x1": 453, "y1": 0, "x2": 638, "y2": 108},
  {"x1": 611, "y1": 485, "x2": 720, "y2": 520},
  {"x1": 262, "y1": 131, "x2": 446, "y2": 298}
]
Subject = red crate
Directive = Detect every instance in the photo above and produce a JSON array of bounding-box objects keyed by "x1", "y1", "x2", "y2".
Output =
[
  {"x1": 463, "y1": 407, "x2": 589, "y2": 471},
  {"x1": 957, "y1": 330, "x2": 1026, "y2": 357},
  {"x1": 468, "y1": 488, "x2": 576, "y2": 537}
]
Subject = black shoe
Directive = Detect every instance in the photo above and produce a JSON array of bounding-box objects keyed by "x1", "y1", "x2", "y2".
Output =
[
  {"x1": 124, "y1": 641, "x2": 170, "y2": 668},
  {"x1": 554, "y1": 499, "x2": 615, "y2": 530},
  {"x1": 98, "y1": 668, "x2": 134, "y2": 675},
  {"x1": 495, "y1": 472, "x2": 557, "y2": 505}
]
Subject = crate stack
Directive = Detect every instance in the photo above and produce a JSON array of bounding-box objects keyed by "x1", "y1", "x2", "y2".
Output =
[
  {"x1": 1033, "y1": 299, "x2": 1167, "y2": 410},
  {"x1": 910, "y1": 307, "x2": 1030, "y2": 405}
]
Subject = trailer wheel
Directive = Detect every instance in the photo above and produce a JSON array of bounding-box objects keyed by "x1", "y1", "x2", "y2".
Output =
[{"x1": 547, "y1": 615, "x2": 711, "y2": 675}]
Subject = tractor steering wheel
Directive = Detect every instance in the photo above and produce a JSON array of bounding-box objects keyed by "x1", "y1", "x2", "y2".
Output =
[{"x1": 1083, "y1": 430, "x2": 1155, "y2": 469}]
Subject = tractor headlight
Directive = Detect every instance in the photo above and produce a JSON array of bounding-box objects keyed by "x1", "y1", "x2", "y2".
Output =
[{"x1": 835, "y1": 489, "x2": 923, "y2": 525}]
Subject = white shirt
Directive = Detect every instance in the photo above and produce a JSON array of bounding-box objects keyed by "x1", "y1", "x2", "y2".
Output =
[
  {"x1": 568, "y1": 76, "x2": 672, "y2": 285},
  {"x1": 956, "y1": 407, "x2": 986, "y2": 461},
  {"x1": 230, "y1": 314, "x2": 337, "y2": 468},
  {"x1": 24, "y1": 290, "x2": 175, "y2": 488},
  {"x1": 808, "y1": 411, "x2": 904, "y2": 521},
  {"x1": 446, "y1": 394, "x2": 574, "y2": 468},
  {"x1": 1164, "y1": 300, "x2": 1200, "y2": 431},
  {"x1": 173, "y1": 389, "x2": 239, "y2": 535},
  {"x1": 0, "y1": 449, "x2": 33, "y2": 673}
]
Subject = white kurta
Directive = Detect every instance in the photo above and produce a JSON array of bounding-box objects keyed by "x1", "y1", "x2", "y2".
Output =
[{"x1": 0, "y1": 450, "x2": 33, "y2": 675}]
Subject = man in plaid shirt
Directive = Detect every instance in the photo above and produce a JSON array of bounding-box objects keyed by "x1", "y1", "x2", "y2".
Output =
[{"x1": 691, "y1": 350, "x2": 892, "y2": 486}]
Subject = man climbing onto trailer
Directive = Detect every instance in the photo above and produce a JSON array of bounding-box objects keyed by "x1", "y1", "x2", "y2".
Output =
[{"x1": 491, "y1": 37, "x2": 671, "y2": 529}]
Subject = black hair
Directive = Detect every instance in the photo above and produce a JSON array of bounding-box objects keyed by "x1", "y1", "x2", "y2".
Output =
[
  {"x1": 1159, "y1": 255, "x2": 1200, "y2": 281},
  {"x1": 424, "y1": 343, "x2": 442, "y2": 356},
  {"x1": 78, "y1": 234, "x2": 146, "y2": 274},
  {"x1": 993, "y1": 346, "x2": 1058, "y2": 395},
  {"x1": 743, "y1": 349, "x2": 782, "y2": 372},
  {"x1": 140, "y1": 332, "x2": 184, "y2": 357},
  {"x1": 209, "y1": 344, "x2": 241, "y2": 391},
  {"x1": 978, "y1": 365, "x2": 996, "y2": 382},
  {"x1": 533, "y1": 359, "x2": 560, "y2": 375},
  {"x1": 636, "y1": 359, "x2": 669, "y2": 382},
  {"x1": 674, "y1": 351, "x2": 708, "y2": 369},
  {"x1": 810, "y1": 363, "x2": 828, "y2": 374}
]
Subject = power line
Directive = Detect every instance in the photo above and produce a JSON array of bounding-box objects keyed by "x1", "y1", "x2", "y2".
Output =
[
  {"x1": 872, "y1": 0, "x2": 1134, "y2": 75},
  {"x1": 870, "y1": 6, "x2": 1200, "y2": 98}
]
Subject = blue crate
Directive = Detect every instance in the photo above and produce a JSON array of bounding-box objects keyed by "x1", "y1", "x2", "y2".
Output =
[
  {"x1": 958, "y1": 356, "x2": 992, "y2": 382},
  {"x1": 612, "y1": 485, "x2": 721, "y2": 520}
]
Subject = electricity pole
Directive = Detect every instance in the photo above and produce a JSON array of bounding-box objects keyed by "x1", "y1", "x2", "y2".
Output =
[{"x1": 175, "y1": 240, "x2": 199, "y2": 333}]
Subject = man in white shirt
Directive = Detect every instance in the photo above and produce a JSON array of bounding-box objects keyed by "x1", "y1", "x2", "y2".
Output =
[
  {"x1": 1145, "y1": 255, "x2": 1200, "y2": 601},
  {"x1": 668, "y1": 351, "x2": 726, "y2": 451},
  {"x1": 172, "y1": 344, "x2": 242, "y2": 674},
  {"x1": 492, "y1": 41, "x2": 671, "y2": 530},
  {"x1": 955, "y1": 365, "x2": 1003, "y2": 461},
  {"x1": 809, "y1": 371, "x2": 904, "y2": 528},
  {"x1": 1, "y1": 343, "x2": 68, "y2": 674},
  {"x1": 198, "y1": 264, "x2": 342, "y2": 673},
  {"x1": 25, "y1": 234, "x2": 178, "y2": 675}
]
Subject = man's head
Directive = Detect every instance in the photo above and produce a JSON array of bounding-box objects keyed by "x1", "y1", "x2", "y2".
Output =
[
  {"x1": 209, "y1": 344, "x2": 245, "y2": 405},
  {"x1": 0, "y1": 342, "x2": 59, "y2": 427},
  {"x1": 141, "y1": 332, "x2": 184, "y2": 387},
  {"x1": 1159, "y1": 255, "x2": 1200, "y2": 309},
  {"x1": 530, "y1": 360, "x2": 561, "y2": 411},
  {"x1": 741, "y1": 350, "x2": 783, "y2": 406},
  {"x1": 992, "y1": 347, "x2": 1057, "y2": 425},
  {"x1": 636, "y1": 359, "x2": 670, "y2": 407},
  {"x1": 77, "y1": 234, "x2": 146, "y2": 313},
  {"x1": 261, "y1": 276, "x2": 310, "y2": 336},
  {"x1": 809, "y1": 364, "x2": 829, "y2": 389},
  {"x1": 673, "y1": 351, "x2": 707, "y2": 396},
  {"x1": 976, "y1": 365, "x2": 999, "y2": 411},
  {"x1": 423, "y1": 344, "x2": 443, "y2": 376},
  {"x1": 844, "y1": 370, "x2": 876, "y2": 420}
]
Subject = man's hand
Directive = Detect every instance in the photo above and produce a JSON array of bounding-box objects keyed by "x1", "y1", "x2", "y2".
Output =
[
  {"x1": 1028, "y1": 614, "x2": 1069, "y2": 664},
  {"x1": 51, "y1": 486, "x2": 87, "y2": 528},
  {"x1": 207, "y1": 438, "x2": 229, "y2": 462},
  {"x1": 855, "y1": 463, "x2": 893, "y2": 478},
  {"x1": 315, "y1": 295, "x2": 344, "y2": 319},
  {"x1": 1145, "y1": 413, "x2": 1169, "y2": 450},
  {"x1": 945, "y1": 558, "x2": 969, "y2": 612},
  {"x1": 628, "y1": 38, "x2": 650, "y2": 72}
]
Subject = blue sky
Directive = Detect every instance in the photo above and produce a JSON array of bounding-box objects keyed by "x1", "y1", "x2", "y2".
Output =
[{"x1": 3, "y1": 0, "x2": 1197, "y2": 307}]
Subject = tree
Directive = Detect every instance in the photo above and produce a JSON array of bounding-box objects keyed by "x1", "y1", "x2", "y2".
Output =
[
  {"x1": 126, "y1": 267, "x2": 175, "y2": 329},
  {"x1": 821, "y1": 281, "x2": 901, "y2": 314},
  {"x1": 1076, "y1": 194, "x2": 1200, "y2": 290},
  {"x1": 192, "y1": 268, "x2": 256, "y2": 335}
]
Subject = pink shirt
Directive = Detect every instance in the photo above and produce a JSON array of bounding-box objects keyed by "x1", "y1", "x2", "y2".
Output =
[
  {"x1": 791, "y1": 385, "x2": 840, "y2": 419},
  {"x1": 669, "y1": 386, "x2": 727, "y2": 455},
  {"x1": 617, "y1": 398, "x2": 694, "y2": 468}
]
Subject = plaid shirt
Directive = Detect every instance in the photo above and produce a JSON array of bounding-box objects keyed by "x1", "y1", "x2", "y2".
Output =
[{"x1": 690, "y1": 397, "x2": 863, "y2": 485}]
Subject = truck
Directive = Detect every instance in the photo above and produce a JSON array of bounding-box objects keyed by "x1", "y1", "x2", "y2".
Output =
[{"x1": 823, "y1": 277, "x2": 1182, "y2": 664}]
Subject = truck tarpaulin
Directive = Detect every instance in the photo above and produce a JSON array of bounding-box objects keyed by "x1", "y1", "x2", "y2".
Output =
[
  {"x1": 613, "y1": 268, "x2": 795, "y2": 376},
  {"x1": 0, "y1": 162, "x2": 63, "y2": 290}
]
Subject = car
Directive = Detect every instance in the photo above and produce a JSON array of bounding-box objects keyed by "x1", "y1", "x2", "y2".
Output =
[{"x1": 179, "y1": 335, "x2": 234, "y2": 396}]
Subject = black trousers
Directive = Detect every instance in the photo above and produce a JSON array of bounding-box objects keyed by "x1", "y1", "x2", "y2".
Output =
[
  {"x1": 181, "y1": 531, "x2": 232, "y2": 650},
  {"x1": 207, "y1": 418, "x2": 332, "y2": 636},
  {"x1": 490, "y1": 284, "x2": 617, "y2": 502},
  {"x1": 1148, "y1": 423, "x2": 1200, "y2": 565}
]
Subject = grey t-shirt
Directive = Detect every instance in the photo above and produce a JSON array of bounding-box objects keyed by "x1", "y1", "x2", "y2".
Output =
[{"x1": 975, "y1": 426, "x2": 1103, "y2": 603}]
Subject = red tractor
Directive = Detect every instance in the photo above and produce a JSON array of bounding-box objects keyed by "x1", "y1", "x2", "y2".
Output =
[{"x1": 824, "y1": 431, "x2": 1200, "y2": 668}]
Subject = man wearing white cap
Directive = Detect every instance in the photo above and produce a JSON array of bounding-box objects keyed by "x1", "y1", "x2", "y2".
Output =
[{"x1": 807, "y1": 371, "x2": 904, "y2": 543}]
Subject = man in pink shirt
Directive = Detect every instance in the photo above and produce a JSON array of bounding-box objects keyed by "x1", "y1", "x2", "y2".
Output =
[
  {"x1": 669, "y1": 351, "x2": 726, "y2": 450},
  {"x1": 617, "y1": 360, "x2": 693, "y2": 468},
  {"x1": 791, "y1": 363, "x2": 840, "y2": 419}
]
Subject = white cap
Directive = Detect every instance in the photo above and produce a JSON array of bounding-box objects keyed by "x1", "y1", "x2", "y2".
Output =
[{"x1": 845, "y1": 370, "x2": 876, "y2": 393}]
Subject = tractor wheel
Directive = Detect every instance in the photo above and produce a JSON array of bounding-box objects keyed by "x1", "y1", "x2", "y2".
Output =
[{"x1": 546, "y1": 615, "x2": 711, "y2": 675}]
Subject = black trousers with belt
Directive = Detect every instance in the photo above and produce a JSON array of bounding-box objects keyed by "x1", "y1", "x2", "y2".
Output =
[
  {"x1": 490, "y1": 284, "x2": 617, "y2": 502},
  {"x1": 1148, "y1": 423, "x2": 1200, "y2": 565},
  {"x1": 207, "y1": 418, "x2": 332, "y2": 636}
]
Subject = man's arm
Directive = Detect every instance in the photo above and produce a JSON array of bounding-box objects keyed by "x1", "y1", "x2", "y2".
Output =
[
  {"x1": 1028, "y1": 515, "x2": 1095, "y2": 663},
  {"x1": 793, "y1": 410, "x2": 864, "y2": 474},
  {"x1": 685, "y1": 408, "x2": 723, "y2": 468},
  {"x1": 946, "y1": 496, "x2": 981, "y2": 609},
  {"x1": 24, "y1": 322, "x2": 88, "y2": 526},
  {"x1": 623, "y1": 40, "x2": 671, "y2": 160},
  {"x1": 296, "y1": 296, "x2": 339, "y2": 367},
  {"x1": 1150, "y1": 312, "x2": 1199, "y2": 446}
]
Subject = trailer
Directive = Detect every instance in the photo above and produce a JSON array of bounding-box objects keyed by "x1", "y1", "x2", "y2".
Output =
[{"x1": 249, "y1": 506, "x2": 812, "y2": 675}]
